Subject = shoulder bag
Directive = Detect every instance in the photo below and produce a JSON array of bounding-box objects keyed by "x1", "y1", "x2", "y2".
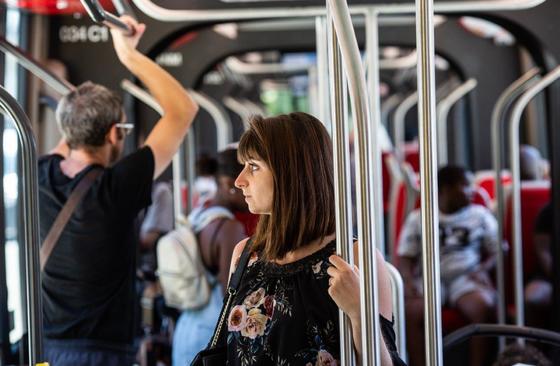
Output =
[{"x1": 190, "y1": 238, "x2": 253, "y2": 366}]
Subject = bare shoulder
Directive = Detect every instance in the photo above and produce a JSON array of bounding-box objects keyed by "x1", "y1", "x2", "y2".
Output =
[{"x1": 229, "y1": 237, "x2": 252, "y2": 274}]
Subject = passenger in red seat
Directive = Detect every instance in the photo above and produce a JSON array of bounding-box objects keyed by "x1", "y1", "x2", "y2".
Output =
[
  {"x1": 520, "y1": 144, "x2": 546, "y2": 181},
  {"x1": 398, "y1": 165, "x2": 498, "y2": 366},
  {"x1": 524, "y1": 202, "x2": 552, "y2": 328}
]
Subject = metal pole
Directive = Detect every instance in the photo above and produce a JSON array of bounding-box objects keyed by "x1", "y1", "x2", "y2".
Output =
[
  {"x1": 508, "y1": 66, "x2": 560, "y2": 329},
  {"x1": 365, "y1": 8, "x2": 386, "y2": 255},
  {"x1": 327, "y1": 8, "x2": 354, "y2": 364},
  {"x1": 130, "y1": 0, "x2": 544, "y2": 22},
  {"x1": 416, "y1": 0, "x2": 443, "y2": 364},
  {"x1": 436, "y1": 78, "x2": 477, "y2": 165},
  {"x1": 393, "y1": 91, "x2": 418, "y2": 162},
  {"x1": 0, "y1": 37, "x2": 74, "y2": 95},
  {"x1": 490, "y1": 68, "x2": 540, "y2": 343},
  {"x1": 316, "y1": 16, "x2": 330, "y2": 125},
  {"x1": 192, "y1": 91, "x2": 233, "y2": 149},
  {"x1": 327, "y1": 0, "x2": 381, "y2": 364},
  {"x1": 0, "y1": 85, "x2": 43, "y2": 365},
  {"x1": 386, "y1": 263, "x2": 407, "y2": 363}
]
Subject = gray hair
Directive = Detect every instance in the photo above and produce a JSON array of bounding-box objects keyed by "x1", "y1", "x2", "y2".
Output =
[{"x1": 56, "y1": 81, "x2": 123, "y2": 149}]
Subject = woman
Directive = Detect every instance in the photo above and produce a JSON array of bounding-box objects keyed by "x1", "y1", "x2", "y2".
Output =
[
  {"x1": 226, "y1": 113, "x2": 405, "y2": 365},
  {"x1": 172, "y1": 148, "x2": 249, "y2": 366}
]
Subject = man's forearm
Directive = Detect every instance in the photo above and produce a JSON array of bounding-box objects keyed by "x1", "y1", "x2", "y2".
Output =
[{"x1": 118, "y1": 49, "x2": 196, "y2": 121}]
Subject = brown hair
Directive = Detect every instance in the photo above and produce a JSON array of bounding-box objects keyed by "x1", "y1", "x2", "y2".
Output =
[{"x1": 238, "y1": 112, "x2": 336, "y2": 260}]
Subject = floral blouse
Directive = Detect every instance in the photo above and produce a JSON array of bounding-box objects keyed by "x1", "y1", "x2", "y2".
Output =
[{"x1": 226, "y1": 240, "x2": 405, "y2": 366}]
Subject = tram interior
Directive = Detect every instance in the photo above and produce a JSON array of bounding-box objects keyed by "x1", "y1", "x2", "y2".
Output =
[{"x1": 0, "y1": 0, "x2": 559, "y2": 365}]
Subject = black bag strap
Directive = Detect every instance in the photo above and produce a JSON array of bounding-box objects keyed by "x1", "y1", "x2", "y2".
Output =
[
  {"x1": 208, "y1": 238, "x2": 253, "y2": 348},
  {"x1": 40, "y1": 168, "x2": 102, "y2": 271}
]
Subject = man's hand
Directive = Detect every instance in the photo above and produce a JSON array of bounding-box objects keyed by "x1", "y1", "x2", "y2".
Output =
[
  {"x1": 108, "y1": 16, "x2": 146, "y2": 64},
  {"x1": 468, "y1": 269, "x2": 493, "y2": 288}
]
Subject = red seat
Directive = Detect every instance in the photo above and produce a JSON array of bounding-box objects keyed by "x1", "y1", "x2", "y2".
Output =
[
  {"x1": 503, "y1": 180, "x2": 550, "y2": 307},
  {"x1": 474, "y1": 170, "x2": 512, "y2": 202},
  {"x1": 382, "y1": 151, "x2": 393, "y2": 213},
  {"x1": 403, "y1": 142, "x2": 420, "y2": 173}
]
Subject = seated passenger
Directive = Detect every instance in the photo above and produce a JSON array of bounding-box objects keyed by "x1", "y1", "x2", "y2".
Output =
[
  {"x1": 192, "y1": 153, "x2": 218, "y2": 208},
  {"x1": 212, "y1": 113, "x2": 405, "y2": 365},
  {"x1": 39, "y1": 17, "x2": 198, "y2": 366},
  {"x1": 524, "y1": 202, "x2": 552, "y2": 328},
  {"x1": 398, "y1": 165, "x2": 498, "y2": 366},
  {"x1": 520, "y1": 144, "x2": 546, "y2": 181},
  {"x1": 172, "y1": 148, "x2": 248, "y2": 366}
]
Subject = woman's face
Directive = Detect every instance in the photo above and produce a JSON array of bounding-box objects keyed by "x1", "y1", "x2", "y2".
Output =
[{"x1": 234, "y1": 157, "x2": 274, "y2": 215}]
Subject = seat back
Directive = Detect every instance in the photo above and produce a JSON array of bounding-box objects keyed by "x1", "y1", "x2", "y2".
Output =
[
  {"x1": 504, "y1": 180, "x2": 550, "y2": 281},
  {"x1": 474, "y1": 170, "x2": 512, "y2": 202}
]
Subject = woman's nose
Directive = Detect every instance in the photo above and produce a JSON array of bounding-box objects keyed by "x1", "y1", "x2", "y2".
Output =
[{"x1": 234, "y1": 172, "x2": 245, "y2": 189}]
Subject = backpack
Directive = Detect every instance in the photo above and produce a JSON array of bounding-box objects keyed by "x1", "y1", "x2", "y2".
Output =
[{"x1": 157, "y1": 206, "x2": 233, "y2": 311}]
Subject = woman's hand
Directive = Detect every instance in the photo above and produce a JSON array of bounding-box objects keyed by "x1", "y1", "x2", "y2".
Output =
[
  {"x1": 327, "y1": 254, "x2": 361, "y2": 321},
  {"x1": 108, "y1": 16, "x2": 146, "y2": 64}
]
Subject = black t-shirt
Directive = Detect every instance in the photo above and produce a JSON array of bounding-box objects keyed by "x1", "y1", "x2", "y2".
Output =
[{"x1": 39, "y1": 147, "x2": 154, "y2": 345}]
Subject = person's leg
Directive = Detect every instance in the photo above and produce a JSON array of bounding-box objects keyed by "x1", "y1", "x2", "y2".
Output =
[
  {"x1": 454, "y1": 287, "x2": 496, "y2": 366},
  {"x1": 525, "y1": 279, "x2": 552, "y2": 328},
  {"x1": 405, "y1": 296, "x2": 425, "y2": 366}
]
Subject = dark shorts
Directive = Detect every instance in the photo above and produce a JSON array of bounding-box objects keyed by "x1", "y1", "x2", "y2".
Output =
[{"x1": 44, "y1": 339, "x2": 136, "y2": 366}]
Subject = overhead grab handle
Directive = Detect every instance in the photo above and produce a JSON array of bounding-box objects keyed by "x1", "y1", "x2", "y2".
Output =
[
  {"x1": 80, "y1": 0, "x2": 134, "y2": 36},
  {"x1": 111, "y1": 0, "x2": 137, "y2": 18}
]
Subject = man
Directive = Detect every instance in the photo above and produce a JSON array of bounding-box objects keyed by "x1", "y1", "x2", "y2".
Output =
[
  {"x1": 398, "y1": 165, "x2": 498, "y2": 366},
  {"x1": 39, "y1": 17, "x2": 198, "y2": 366}
]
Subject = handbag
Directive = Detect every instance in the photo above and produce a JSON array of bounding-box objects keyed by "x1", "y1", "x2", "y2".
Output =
[{"x1": 190, "y1": 239, "x2": 253, "y2": 366}]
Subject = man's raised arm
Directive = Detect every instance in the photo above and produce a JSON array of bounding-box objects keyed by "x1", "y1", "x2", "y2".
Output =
[{"x1": 109, "y1": 16, "x2": 199, "y2": 179}]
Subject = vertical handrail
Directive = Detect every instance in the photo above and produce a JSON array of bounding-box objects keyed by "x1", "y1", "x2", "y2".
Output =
[
  {"x1": 0, "y1": 86, "x2": 43, "y2": 365},
  {"x1": 393, "y1": 91, "x2": 418, "y2": 162},
  {"x1": 436, "y1": 78, "x2": 477, "y2": 165},
  {"x1": 365, "y1": 8, "x2": 386, "y2": 255},
  {"x1": 381, "y1": 93, "x2": 403, "y2": 128},
  {"x1": 316, "y1": 16, "x2": 330, "y2": 125},
  {"x1": 327, "y1": 7, "x2": 353, "y2": 364},
  {"x1": 386, "y1": 262, "x2": 407, "y2": 363},
  {"x1": 0, "y1": 37, "x2": 75, "y2": 95},
  {"x1": 508, "y1": 66, "x2": 560, "y2": 329},
  {"x1": 327, "y1": 0, "x2": 381, "y2": 364},
  {"x1": 490, "y1": 67, "x2": 540, "y2": 342},
  {"x1": 192, "y1": 91, "x2": 233, "y2": 150},
  {"x1": 416, "y1": 0, "x2": 443, "y2": 364},
  {"x1": 223, "y1": 96, "x2": 251, "y2": 132}
]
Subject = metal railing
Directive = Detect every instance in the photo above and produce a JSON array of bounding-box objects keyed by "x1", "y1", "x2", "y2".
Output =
[
  {"x1": 0, "y1": 37, "x2": 74, "y2": 95},
  {"x1": 130, "y1": 0, "x2": 544, "y2": 22},
  {"x1": 0, "y1": 86, "x2": 43, "y2": 365},
  {"x1": 508, "y1": 66, "x2": 560, "y2": 329},
  {"x1": 436, "y1": 78, "x2": 477, "y2": 165},
  {"x1": 490, "y1": 67, "x2": 541, "y2": 339},
  {"x1": 327, "y1": 0, "x2": 382, "y2": 363},
  {"x1": 387, "y1": 262, "x2": 407, "y2": 362}
]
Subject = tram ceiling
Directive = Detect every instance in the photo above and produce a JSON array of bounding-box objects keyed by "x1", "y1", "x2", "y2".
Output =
[{"x1": 135, "y1": 17, "x2": 518, "y2": 169}]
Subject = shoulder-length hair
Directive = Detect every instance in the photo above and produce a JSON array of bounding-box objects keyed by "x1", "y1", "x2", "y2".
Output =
[{"x1": 238, "y1": 112, "x2": 335, "y2": 260}]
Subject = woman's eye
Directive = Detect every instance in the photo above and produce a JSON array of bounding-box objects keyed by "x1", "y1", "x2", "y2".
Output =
[{"x1": 249, "y1": 163, "x2": 258, "y2": 172}]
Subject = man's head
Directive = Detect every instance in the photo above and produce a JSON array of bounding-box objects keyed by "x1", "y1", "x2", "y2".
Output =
[
  {"x1": 520, "y1": 144, "x2": 545, "y2": 181},
  {"x1": 438, "y1": 165, "x2": 474, "y2": 214},
  {"x1": 56, "y1": 82, "x2": 126, "y2": 162}
]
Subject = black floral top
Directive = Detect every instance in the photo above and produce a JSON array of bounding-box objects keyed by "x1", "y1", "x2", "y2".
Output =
[{"x1": 226, "y1": 240, "x2": 406, "y2": 366}]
